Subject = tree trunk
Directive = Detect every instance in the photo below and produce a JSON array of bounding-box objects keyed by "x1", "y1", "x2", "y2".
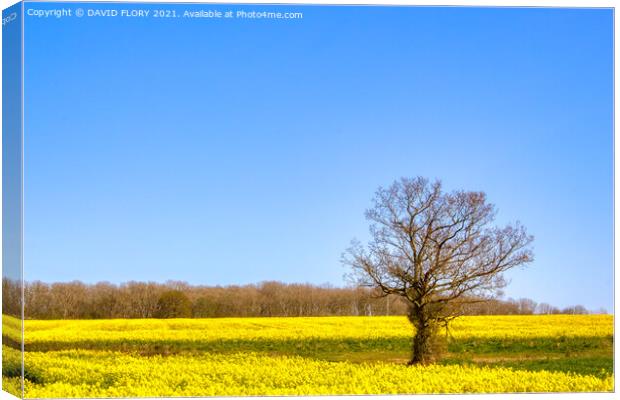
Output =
[
  {"x1": 408, "y1": 321, "x2": 433, "y2": 365},
  {"x1": 407, "y1": 302, "x2": 437, "y2": 365}
]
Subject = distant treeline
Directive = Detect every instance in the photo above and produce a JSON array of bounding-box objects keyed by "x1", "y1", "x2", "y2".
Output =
[{"x1": 2, "y1": 278, "x2": 600, "y2": 319}]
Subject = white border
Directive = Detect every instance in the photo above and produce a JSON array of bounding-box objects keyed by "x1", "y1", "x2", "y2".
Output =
[{"x1": 0, "y1": 1, "x2": 616, "y2": 400}]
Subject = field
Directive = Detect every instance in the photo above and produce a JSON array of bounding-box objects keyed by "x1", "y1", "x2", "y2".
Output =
[{"x1": 1, "y1": 314, "x2": 614, "y2": 397}]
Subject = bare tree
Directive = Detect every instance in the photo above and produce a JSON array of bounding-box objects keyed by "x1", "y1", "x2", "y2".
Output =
[
  {"x1": 16, "y1": 278, "x2": 571, "y2": 320},
  {"x1": 343, "y1": 177, "x2": 534, "y2": 365},
  {"x1": 517, "y1": 298, "x2": 537, "y2": 315},
  {"x1": 536, "y1": 302, "x2": 554, "y2": 315},
  {"x1": 50, "y1": 281, "x2": 87, "y2": 319},
  {"x1": 2, "y1": 278, "x2": 21, "y2": 317},
  {"x1": 562, "y1": 305, "x2": 589, "y2": 315}
]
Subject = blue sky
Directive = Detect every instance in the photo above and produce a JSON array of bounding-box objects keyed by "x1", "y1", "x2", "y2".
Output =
[{"x1": 22, "y1": 4, "x2": 613, "y2": 311}]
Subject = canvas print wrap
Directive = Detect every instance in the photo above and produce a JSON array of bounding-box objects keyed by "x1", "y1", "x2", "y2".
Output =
[{"x1": 1, "y1": 1, "x2": 614, "y2": 397}]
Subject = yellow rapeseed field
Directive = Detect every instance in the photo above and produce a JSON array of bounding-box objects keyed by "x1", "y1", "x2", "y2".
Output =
[{"x1": 1, "y1": 314, "x2": 614, "y2": 397}]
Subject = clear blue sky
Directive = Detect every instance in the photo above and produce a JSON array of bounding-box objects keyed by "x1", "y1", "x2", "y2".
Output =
[{"x1": 22, "y1": 3, "x2": 613, "y2": 311}]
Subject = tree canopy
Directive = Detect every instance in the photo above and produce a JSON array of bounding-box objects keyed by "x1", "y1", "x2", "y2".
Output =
[{"x1": 344, "y1": 177, "x2": 534, "y2": 364}]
